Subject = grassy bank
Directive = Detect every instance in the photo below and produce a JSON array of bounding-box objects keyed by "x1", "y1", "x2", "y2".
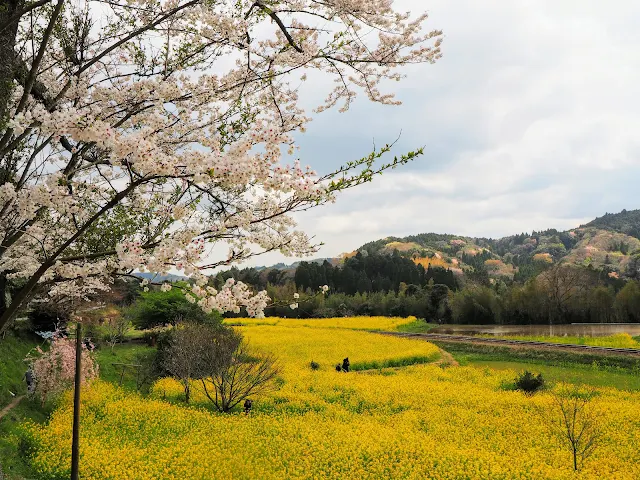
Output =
[
  {"x1": 479, "y1": 333, "x2": 640, "y2": 349},
  {"x1": 433, "y1": 340, "x2": 640, "y2": 369},
  {"x1": 394, "y1": 319, "x2": 438, "y2": 334},
  {"x1": 94, "y1": 343, "x2": 155, "y2": 391},
  {"x1": 437, "y1": 341, "x2": 640, "y2": 391},
  {"x1": 0, "y1": 398, "x2": 50, "y2": 479},
  {"x1": 0, "y1": 333, "x2": 43, "y2": 479},
  {"x1": 0, "y1": 333, "x2": 39, "y2": 407}
]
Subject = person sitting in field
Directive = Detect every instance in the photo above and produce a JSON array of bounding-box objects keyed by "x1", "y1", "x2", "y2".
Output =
[
  {"x1": 244, "y1": 399, "x2": 253, "y2": 414},
  {"x1": 342, "y1": 357, "x2": 350, "y2": 372}
]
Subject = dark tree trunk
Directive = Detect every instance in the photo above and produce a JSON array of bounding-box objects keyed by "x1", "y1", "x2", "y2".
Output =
[
  {"x1": 0, "y1": 273, "x2": 8, "y2": 318},
  {"x1": 0, "y1": 0, "x2": 22, "y2": 128}
]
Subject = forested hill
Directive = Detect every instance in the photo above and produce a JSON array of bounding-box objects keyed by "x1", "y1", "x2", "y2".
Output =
[
  {"x1": 210, "y1": 209, "x2": 640, "y2": 322},
  {"x1": 213, "y1": 208, "x2": 640, "y2": 299},
  {"x1": 583, "y1": 209, "x2": 640, "y2": 239},
  {"x1": 351, "y1": 208, "x2": 640, "y2": 282}
]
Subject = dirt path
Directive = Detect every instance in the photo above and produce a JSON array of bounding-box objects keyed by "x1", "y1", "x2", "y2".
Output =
[
  {"x1": 0, "y1": 395, "x2": 25, "y2": 422},
  {"x1": 378, "y1": 331, "x2": 640, "y2": 358},
  {"x1": 436, "y1": 347, "x2": 459, "y2": 367}
]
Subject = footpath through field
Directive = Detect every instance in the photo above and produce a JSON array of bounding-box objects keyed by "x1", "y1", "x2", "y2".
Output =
[
  {"x1": 378, "y1": 332, "x2": 640, "y2": 357},
  {"x1": 0, "y1": 395, "x2": 24, "y2": 422}
]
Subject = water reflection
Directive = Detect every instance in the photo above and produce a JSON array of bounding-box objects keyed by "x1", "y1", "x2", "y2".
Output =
[{"x1": 430, "y1": 324, "x2": 640, "y2": 337}]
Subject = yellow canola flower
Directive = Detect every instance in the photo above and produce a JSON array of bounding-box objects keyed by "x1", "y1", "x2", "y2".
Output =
[
  {"x1": 24, "y1": 317, "x2": 640, "y2": 480},
  {"x1": 238, "y1": 324, "x2": 439, "y2": 372},
  {"x1": 223, "y1": 316, "x2": 417, "y2": 331}
]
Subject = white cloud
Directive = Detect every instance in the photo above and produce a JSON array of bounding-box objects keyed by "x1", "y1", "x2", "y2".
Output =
[{"x1": 218, "y1": 0, "x2": 640, "y2": 269}]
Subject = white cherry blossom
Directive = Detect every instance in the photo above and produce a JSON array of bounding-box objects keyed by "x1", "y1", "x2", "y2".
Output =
[{"x1": 0, "y1": 0, "x2": 442, "y2": 329}]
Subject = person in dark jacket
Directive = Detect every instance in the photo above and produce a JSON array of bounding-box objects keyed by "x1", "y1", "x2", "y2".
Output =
[
  {"x1": 341, "y1": 357, "x2": 350, "y2": 372},
  {"x1": 23, "y1": 367, "x2": 35, "y2": 394}
]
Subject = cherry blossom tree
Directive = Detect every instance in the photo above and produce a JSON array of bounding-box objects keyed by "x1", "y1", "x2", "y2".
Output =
[
  {"x1": 27, "y1": 328, "x2": 99, "y2": 406},
  {"x1": 0, "y1": 0, "x2": 443, "y2": 331}
]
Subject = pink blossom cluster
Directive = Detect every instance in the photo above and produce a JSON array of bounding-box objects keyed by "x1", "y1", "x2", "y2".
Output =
[{"x1": 27, "y1": 330, "x2": 99, "y2": 405}]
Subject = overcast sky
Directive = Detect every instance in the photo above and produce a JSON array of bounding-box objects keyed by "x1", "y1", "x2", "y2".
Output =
[{"x1": 233, "y1": 0, "x2": 640, "y2": 268}]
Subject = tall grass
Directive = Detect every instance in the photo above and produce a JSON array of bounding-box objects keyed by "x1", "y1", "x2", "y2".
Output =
[
  {"x1": 483, "y1": 333, "x2": 640, "y2": 349},
  {"x1": 0, "y1": 333, "x2": 39, "y2": 406}
]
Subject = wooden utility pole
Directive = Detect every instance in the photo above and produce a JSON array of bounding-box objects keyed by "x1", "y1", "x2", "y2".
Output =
[{"x1": 70, "y1": 321, "x2": 82, "y2": 480}]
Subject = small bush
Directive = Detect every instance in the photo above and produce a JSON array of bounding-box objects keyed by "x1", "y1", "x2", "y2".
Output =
[
  {"x1": 515, "y1": 371, "x2": 545, "y2": 394},
  {"x1": 126, "y1": 288, "x2": 222, "y2": 329},
  {"x1": 309, "y1": 360, "x2": 320, "y2": 370},
  {"x1": 83, "y1": 322, "x2": 104, "y2": 347}
]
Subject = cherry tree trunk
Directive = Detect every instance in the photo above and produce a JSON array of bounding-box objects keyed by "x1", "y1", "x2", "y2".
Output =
[{"x1": 0, "y1": 0, "x2": 22, "y2": 127}]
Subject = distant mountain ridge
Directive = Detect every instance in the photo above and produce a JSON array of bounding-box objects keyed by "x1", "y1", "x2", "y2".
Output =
[
  {"x1": 253, "y1": 258, "x2": 338, "y2": 272},
  {"x1": 359, "y1": 209, "x2": 640, "y2": 280},
  {"x1": 141, "y1": 209, "x2": 640, "y2": 281},
  {"x1": 134, "y1": 272, "x2": 190, "y2": 283},
  {"x1": 259, "y1": 208, "x2": 640, "y2": 281}
]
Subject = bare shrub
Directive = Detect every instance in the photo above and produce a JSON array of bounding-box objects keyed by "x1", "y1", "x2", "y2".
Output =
[
  {"x1": 198, "y1": 330, "x2": 280, "y2": 413},
  {"x1": 103, "y1": 315, "x2": 131, "y2": 352},
  {"x1": 544, "y1": 386, "x2": 603, "y2": 471},
  {"x1": 162, "y1": 324, "x2": 280, "y2": 410},
  {"x1": 162, "y1": 324, "x2": 214, "y2": 403}
]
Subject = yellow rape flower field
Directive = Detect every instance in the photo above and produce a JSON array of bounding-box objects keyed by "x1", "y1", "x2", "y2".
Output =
[
  {"x1": 224, "y1": 315, "x2": 417, "y2": 331},
  {"x1": 238, "y1": 324, "x2": 439, "y2": 371},
  {"x1": 24, "y1": 317, "x2": 640, "y2": 479}
]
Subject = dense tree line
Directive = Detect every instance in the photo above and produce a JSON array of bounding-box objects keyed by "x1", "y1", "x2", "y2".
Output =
[
  {"x1": 449, "y1": 265, "x2": 640, "y2": 325},
  {"x1": 253, "y1": 266, "x2": 640, "y2": 325},
  {"x1": 211, "y1": 251, "x2": 458, "y2": 320},
  {"x1": 294, "y1": 251, "x2": 458, "y2": 294},
  {"x1": 212, "y1": 249, "x2": 640, "y2": 324},
  {"x1": 211, "y1": 251, "x2": 458, "y2": 297},
  {"x1": 253, "y1": 281, "x2": 453, "y2": 322}
]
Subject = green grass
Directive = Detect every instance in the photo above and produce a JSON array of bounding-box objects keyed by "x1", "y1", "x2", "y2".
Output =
[
  {"x1": 94, "y1": 343, "x2": 155, "y2": 391},
  {"x1": 440, "y1": 343, "x2": 640, "y2": 391},
  {"x1": 0, "y1": 398, "x2": 49, "y2": 479},
  {"x1": 394, "y1": 320, "x2": 438, "y2": 334},
  {"x1": 0, "y1": 333, "x2": 45, "y2": 479},
  {"x1": 123, "y1": 328, "x2": 147, "y2": 340},
  {"x1": 479, "y1": 333, "x2": 640, "y2": 349},
  {"x1": 351, "y1": 353, "x2": 441, "y2": 371},
  {"x1": 433, "y1": 340, "x2": 640, "y2": 370},
  {"x1": 0, "y1": 333, "x2": 39, "y2": 407}
]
